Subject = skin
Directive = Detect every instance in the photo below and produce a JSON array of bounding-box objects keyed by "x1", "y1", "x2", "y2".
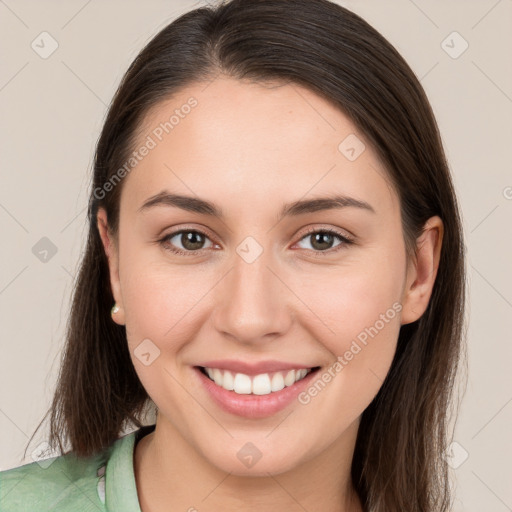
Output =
[{"x1": 97, "y1": 76, "x2": 443, "y2": 512}]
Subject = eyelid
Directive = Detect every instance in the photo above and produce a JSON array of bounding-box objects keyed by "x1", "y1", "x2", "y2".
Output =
[{"x1": 297, "y1": 224, "x2": 355, "y2": 243}]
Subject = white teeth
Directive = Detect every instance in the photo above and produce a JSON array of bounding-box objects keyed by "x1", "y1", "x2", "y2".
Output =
[
  {"x1": 284, "y1": 370, "x2": 296, "y2": 386},
  {"x1": 233, "y1": 373, "x2": 252, "y2": 394},
  {"x1": 223, "y1": 370, "x2": 234, "y2": 391},
  {"x1": 271, "y1": 372, "x2": 285, "y2": 392},
  {"x1": 203, "y1": 367, "x2": 312, "y2": 395},
  {"x1": 252, "y1": 374, "x2": 272, "y2": 395},
  {"x1": 296, "y1": 369, "x2": 308, "y2": 381},
  {"x1": 212, "y1": 368, "x2": 223, "y2": 386}
]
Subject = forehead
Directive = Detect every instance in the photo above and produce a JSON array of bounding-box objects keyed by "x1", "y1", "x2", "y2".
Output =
[{"x1": 121, "y1": 77, "x2": 398, "y2": 220}]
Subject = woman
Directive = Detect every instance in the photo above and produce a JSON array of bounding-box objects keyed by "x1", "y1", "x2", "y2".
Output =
[{"x1": 0, "y1": 0, "x2": 466, "y2": 510}]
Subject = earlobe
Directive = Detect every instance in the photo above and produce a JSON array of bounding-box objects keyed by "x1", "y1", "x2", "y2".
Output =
[
  {"x1": 400, "y1": 216, "x2": 444, "y2": 325},
  {"x1": 96, "y1": 208, "x2": 126, "y2": 326}
]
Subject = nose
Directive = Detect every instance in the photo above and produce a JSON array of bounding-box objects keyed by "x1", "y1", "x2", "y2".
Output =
[{"x1": 211, "y1": 243, "x2": 293, "y2": 345}]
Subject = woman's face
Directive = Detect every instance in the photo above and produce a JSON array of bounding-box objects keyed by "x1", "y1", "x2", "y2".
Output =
[{"x1": 98, "y1": 77, "x2": 440, "y2": 476}]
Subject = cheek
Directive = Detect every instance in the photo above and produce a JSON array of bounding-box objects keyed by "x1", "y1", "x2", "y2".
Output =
[
  {"x1": 291, "y1": 248, "x2": 405, "y2": 407},
  {"x1": 292, "y1": 272, "x2": 404, "y2": 428},
  {"x1": 122, "y1": 265, "x2": 210, "y2": 348},
  {"x1": 296, "y1": 252, "x2": 404, "y2": 342},
  {"x1": 120, "y1": 263, "x2": 212, "y2": 411}
]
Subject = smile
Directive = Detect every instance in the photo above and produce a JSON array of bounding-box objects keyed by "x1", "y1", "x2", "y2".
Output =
[{"x1": 193, "y1": 364, "x2": 322, "y2": 419}]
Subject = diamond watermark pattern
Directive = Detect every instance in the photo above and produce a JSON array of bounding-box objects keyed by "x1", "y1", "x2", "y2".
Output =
[
  {"x1": 445, "y1": 441, "x2": 469, "y2": 469},
  {"x1": 338, "y1": 134, "x2": 366, "y2": 161},
  {"x1": 236, "y1": 236, "x2": 263, "y2": 264},
  {"x1": 31, "y1": 31, "x2": 59, "y2": 59},
  {"x1": 237, "y1": 442, "x2": 263, "y2": 468},
  {"x1": 32, "y1": 237, "x2": 58, "y2": 263},
  {"x1": 134, "y1": 338, "x2": 161, "y2": 366},
  {"x1": 441, "y1": 31, "x2": 469, "y2": 59},
  {"x1": 31, "y1": 441, "x2": 59, "y2": 469}
]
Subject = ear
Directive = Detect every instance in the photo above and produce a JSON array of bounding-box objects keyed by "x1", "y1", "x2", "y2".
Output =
[
  {"x1": 97, "y1": 207, "x2": 125, "y2": 326},
  {"x1": 400, "y1": 215, "x2": 444, "y2": 325}
]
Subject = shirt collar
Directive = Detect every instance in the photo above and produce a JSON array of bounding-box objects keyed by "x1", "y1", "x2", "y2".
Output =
[{"x1": 105, "y1": 424, "x2": 156, "y2": 511}]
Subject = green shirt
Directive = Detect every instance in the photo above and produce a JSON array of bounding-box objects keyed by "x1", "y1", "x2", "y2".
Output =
[{"x1": 0, "y1": 424, "x2": 156, "y2": 511}]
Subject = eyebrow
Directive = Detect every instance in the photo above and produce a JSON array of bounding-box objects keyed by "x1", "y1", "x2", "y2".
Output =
[{"x1": 137, "y1": 190, "x2": 376, "y2": 219}]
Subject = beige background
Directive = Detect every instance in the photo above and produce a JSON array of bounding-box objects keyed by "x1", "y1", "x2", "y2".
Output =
[{"x1": 1, "y1": 0, "x2": 511, "y2": 510}]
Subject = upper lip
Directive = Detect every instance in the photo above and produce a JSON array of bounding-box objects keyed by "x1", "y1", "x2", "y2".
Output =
[{"x1": 197, "y1": 359, "x2": 317, "y2": 376}]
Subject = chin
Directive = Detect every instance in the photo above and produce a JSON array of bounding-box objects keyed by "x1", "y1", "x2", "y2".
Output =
[{"x1": 202, "y1": 441, "x2": 304, "y2": 477}]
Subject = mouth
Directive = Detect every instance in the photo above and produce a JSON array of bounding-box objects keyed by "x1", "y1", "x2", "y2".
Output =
[
  {"x1": 192, "y1": 358, "x2": 323, "y2": 418},
  {"x1": 196, "y1": 365, "x2": 321, "y2": 396}
]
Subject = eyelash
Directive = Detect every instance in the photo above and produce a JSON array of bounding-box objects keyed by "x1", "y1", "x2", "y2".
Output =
[{"x1": 158, "y1": 226, "x2": 354, "y2": 257}]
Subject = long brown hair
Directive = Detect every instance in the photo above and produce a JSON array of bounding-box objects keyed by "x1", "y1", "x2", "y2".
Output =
[{"x1": 26, "y1": 0, "x2": 467, "y2": 510}]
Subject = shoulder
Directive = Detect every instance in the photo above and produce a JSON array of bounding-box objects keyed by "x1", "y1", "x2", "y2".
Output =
[
  {"x1": 0, "y1": 425, "x2": 154, "y2": 511},
  {"x1": 0, "y1": 443, "x2": 112, "y2": 512}
]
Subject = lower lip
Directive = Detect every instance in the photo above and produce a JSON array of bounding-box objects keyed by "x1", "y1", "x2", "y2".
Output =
[{"x1": 193, "y1": 366, "x2": 320, "y2": 419}]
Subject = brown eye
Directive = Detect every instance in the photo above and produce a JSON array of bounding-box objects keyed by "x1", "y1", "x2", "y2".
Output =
[
  {"x1": 296, "y1": 228, "x2": 353, "y2": 254},
  {"x1": 160, "y1": 229, "x2": 213, "y2": 254}
]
